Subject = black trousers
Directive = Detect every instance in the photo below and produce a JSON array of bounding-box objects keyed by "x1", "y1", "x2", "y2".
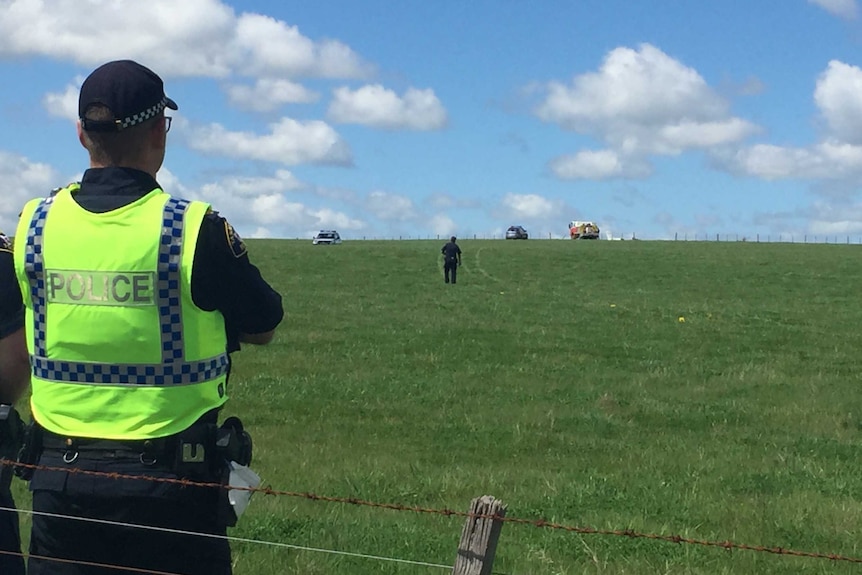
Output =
[
  {"x1": 444, "y1": 261, "x2": 458, "y2": 283},
  {"x1": 0, "y1": 484, "x2": 25, "y2": 575},
  {"x1": 28, "y1": 451, "x2": 232, "y2": 575}
]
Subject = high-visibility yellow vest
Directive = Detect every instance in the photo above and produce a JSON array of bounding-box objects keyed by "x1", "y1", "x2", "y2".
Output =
[{"x1": 14, "y1": 183, "x2": 229, "y2": 439}]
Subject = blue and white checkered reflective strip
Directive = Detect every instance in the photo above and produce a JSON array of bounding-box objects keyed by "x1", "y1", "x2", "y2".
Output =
[
  {"x1": 30, "y1": 355, "x2": 229, "y2": 386},
  {"x1": 23, "y1": 196, "x2": 53, "y2": 357},
  {"x1": 23, "y1": 195, "x2": 229, "y2": 386}
]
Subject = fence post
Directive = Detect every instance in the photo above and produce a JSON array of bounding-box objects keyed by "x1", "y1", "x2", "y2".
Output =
[{"x1": 452, "y1": 495, "x2": 506, "y2": 575}]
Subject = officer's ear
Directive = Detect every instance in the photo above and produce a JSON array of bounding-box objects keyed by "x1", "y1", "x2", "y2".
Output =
[
  {"x1": 149, "y1": 116, "x2": 167, "y2": 147},
  {"x1": 77, "y1": 121, "x2": 87, "y2": 150}
]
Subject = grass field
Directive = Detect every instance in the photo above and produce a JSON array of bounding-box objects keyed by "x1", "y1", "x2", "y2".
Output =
[{"x1": 13, "y1": 238, "x2": 862, "y2": 574}]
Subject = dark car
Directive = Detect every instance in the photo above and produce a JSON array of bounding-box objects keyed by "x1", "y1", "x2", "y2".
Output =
[{"x1": 505, "y1": 225, "x2": 529, "y2": 240}]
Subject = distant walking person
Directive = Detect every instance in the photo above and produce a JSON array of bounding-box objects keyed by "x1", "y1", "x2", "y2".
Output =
[{"x1": 441, "y1": 236, "x2": 462, "y2": 284}]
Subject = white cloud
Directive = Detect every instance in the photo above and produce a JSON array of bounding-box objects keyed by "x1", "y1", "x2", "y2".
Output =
[
  {"x1": 188, "y1": 118, "x2": 352, "y2": 165},
  {"x1": 808, "y1": 0, "x2": 859, "y2": 19},
  {"x1": 307, "y1": 207, "x2": 365, "y2": 230},
  {"x1": 247, "y1": 227, "x2": 272, "y2": 239},
  {"x1": 197, "y1": 170, "x2": 303, "y2": 199},
  {"x1": 720, "y1": 141, "x2": 862, "y2": 180},
  {"x1": 0, "y1": 0, "x2": 373, "y2": 80},
  {"x1": 715, "y1": 60, "x2": 862, "y2": 182},
  {"x1": 42, "y1": 81, "x2": 81, "y2": 121},
  {"x1": 549, "y1": 149, "x2": 651, "y2": 180},
  {"x1": 0, "y1": 152, "x2": 61, "y2": 233},
  {"x1": 0, "y1": 0, "x2": 237, "y2": 77},
  {"x1": 328, "y1": 85, "x2": 448, "y2": 130},
  {"x1": 535, "y1": 43, "x2": 757, "y2": 179},
  {"x1": 188, "y1": 170, "x2": 304, "y2": 222},
  {"x1": 225, "y1": 79, "x2": 319, "y2": 112},
  {"x1": 167, "y1": 169, "x2": 364, "y2": 237},
  {"x1": 429, "y1": 214, "x2": 457, "y2": 236},
  {"x1": 814, "y1": 61, "x2": 862, "y2": 144},
  {"x1": 500, "y1": 193, "x2": 559, "y2": 220},
  {"x1": 365, "y1": 190, "x2": 417, "y2": 221},
  {"x1": 251, "y1": 195, "x2": 305, "y2": 225},
  {"x1": 231, "y1": 13, "x2": 371, "y2": 79},
  {"x1": 537, "y1": 44, "x2": 727, "y2": 130},
  {"x1": 806, "y1": 201, "x2": 862, "y2": 234},
  {"x1": 655, "y1": 118, "x2": 757, "y2": 153},
  {"x1": 809, "y1": 218, "x2": 862, "y2": 235},
  {"x1": 153, "y1": 167, "x2": 190, "y2": 198}
]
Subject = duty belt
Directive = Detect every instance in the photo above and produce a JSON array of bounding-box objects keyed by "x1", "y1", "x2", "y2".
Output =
[
  {"x1": 40, "y1": 430, "x2": 177, "y2": 464},
  {"x1": 32, "y1": 413, "x2": 249, "y2": 471}
]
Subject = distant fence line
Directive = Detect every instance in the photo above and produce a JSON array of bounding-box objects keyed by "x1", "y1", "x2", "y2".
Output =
[
  {"x1": 671, "y1": 232, "x2": 862, "y2": 244},
  {"x1": 294, "y1": 233, "x2": 862, "y2": 243}
]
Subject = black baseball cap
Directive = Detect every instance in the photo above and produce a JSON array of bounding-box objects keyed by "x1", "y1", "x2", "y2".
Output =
[{"x1": 79, "y1": 60, "x2": 178, "y2": 132}]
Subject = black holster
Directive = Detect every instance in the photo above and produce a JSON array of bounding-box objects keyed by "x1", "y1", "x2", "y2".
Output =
[
  {"x1": 172, "y1": 416, "x2": 252, "y2": 478},
  {"x1": 215, "y1": 416, "x2": 252, "y2": 467}
]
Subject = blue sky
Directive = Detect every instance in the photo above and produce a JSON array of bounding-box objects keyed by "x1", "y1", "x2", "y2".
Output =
[{"x1": 1, "y1": 0, "x2": 862, "y2": 241}]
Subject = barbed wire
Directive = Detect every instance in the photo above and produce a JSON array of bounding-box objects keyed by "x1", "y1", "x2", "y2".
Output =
[{"x1": 3, "y1": 458, "x2": 861, "y2": 565}]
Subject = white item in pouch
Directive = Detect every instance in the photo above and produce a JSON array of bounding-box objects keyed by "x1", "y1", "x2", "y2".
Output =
[{"x1": 228, "y1": 461, "x2": 261, "y2": 520}]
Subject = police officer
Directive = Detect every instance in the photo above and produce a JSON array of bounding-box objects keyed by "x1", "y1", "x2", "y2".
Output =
[
  {"x1": 13, "y1": 60, "x2": 284, "y2": 575},
  {"x1": 0, "y1": 232, "x2": 29, "y2": 575},
  {"x1": 441, "y1": 235, "x2": 462, "y2": 284}
]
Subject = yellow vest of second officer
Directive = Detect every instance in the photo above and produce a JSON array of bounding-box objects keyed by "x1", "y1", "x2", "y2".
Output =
[{"x1": 14, "y1": 184, "x2": 229, "y2": 440}]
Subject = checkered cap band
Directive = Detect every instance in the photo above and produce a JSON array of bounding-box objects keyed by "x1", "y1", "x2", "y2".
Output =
[
  {"x1": 81, "y1": 97, "x2": 168, "y2": 132},
  {"x1": 118, "y1": 97, "x2": 168, "y2": 130}
]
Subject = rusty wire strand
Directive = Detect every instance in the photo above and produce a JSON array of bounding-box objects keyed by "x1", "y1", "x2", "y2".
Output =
[{"x1": 3, "y1": 458, "x2": 861, "y2": 565}]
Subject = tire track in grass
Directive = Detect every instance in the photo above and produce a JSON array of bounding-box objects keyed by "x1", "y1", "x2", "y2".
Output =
[{"x1": 474, "y1": 246, "x2": 502, "y2": 284}]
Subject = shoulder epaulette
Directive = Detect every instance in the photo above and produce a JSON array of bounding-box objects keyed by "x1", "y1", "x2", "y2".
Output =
[{"x1": 50, "y1": 181, "x2": 80, "y2": 197}]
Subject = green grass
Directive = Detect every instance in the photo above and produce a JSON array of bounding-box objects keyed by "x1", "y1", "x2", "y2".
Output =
[{"x1": 13, "y1": 239, "x2": 862, "y2": 573}]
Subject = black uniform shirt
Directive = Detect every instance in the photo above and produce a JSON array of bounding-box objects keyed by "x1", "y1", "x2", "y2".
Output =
[
  {"x1": 0, "y1": 240, "x2": 23, "y2": 340},
  {"x1": 441, "y1": 241, "x2": 461, "y2": 262},
  {"x1": 37, "y1": 167, "x2": 283, "y2": 352}
]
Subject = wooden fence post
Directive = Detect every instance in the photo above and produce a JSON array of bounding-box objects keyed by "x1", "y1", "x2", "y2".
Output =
[{"x1": 452, "y1": 495, "x2": 506, "y2": 575}]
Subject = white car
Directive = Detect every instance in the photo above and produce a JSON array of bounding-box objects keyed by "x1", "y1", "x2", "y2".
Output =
[{"x1": 312, "y1": 230, "x2": 342, "y2": 245}]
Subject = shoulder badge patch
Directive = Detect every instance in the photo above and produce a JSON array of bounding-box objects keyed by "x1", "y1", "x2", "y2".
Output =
[{"x1": 224, "y1": 222, "x2": 247, "y2": 258}]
